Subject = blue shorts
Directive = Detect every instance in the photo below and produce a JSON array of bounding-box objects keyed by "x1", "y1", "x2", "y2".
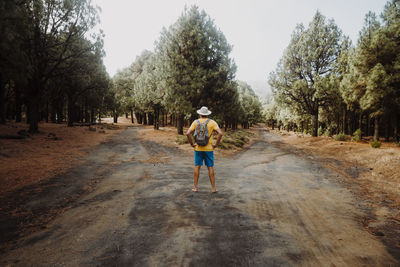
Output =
[{"x1": 194, "y1": 151, "x2": 214, "y2": 167}]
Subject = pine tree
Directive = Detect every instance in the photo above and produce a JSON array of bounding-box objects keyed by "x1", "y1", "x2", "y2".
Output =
[
  {"x1": 269, "y1": 11, "x2": 343, "y2": 136},
  {"x1": 156, "y1": 5, "x2": 236, "y2": 134}
]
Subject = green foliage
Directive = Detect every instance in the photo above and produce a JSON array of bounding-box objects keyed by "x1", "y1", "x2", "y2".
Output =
[
  {"x1": 268, "y1": 11, "x2": 344, "y2": 137},
  {"x1": 370, "y1": 140, "x2": 382, "y2": 148},
  {"x1": 156, "y1": 5, "x2": 236, "y2": 121},
  {"x1": 334, "y1": 133, "x2": 348, "y2": 141},
  {"x1": 318, "y1": 126, "x2": 323, "y2": 137},
  {"x1": 109, "y1": 5, "x2": 262, "y2": 133},
  {"x1": 352, "y1": 128, "x2": 362, "y2": 142},
  {"x1": 0, "y1": 0, "x2": 107, "y2": 131},
  {"x1": 237, "y1": 81, "x2": 263, "y2": 128},
  {"x1": 266, "y1": 2, "x2": 400, "y2": 142}
]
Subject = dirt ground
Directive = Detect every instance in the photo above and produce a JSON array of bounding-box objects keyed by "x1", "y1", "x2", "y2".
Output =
[
  {"x1": 0, "y1": 120, "x2": 126, "y2": 195},
  {"x1": 270, "y1": 129, "x2": 400, "y2": 210},
  {"x1": 0, "y1": 123, "x2": 399, "y2": 266}
]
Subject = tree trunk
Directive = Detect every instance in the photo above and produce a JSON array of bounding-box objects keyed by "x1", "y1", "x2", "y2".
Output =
[
  {"x1": 135, "y1": 113, "x2": 141, "y2": 124},
  {"x1": 177, "y1": 114, "x2": 184, "y2": 135},
  {"x1": 0, "y1": 72, "x2": 5, "y2": 124},
  {"x1": 45, "y1": 101, "x2": 49, "y2": 123},
  {"x1": 57, "y1": 101, "x2": 64, "y2": 124},
  {"x1": 312, "y1": 111, "x2": 319, "y2": 137},
  {"x1": 373, "y1": 116, "x2": 379, "y2": 141},
  {"x1": 153, "y1": 107, "x2": 159, "y2": 130},
  {"x1": 85, "y1": 102, "x2": 90, "y2": 123},
  {"x1": 358, "y1": 112, "x2": 363, "y2": 138},
  {"x1": 161, "y1": 110, "x2": 165, "y2": 127},
  {"x1": 67, "y1": 95, "x2": 74, "y2": 127},
  {"x1": 15, "y1": 87, "x2": 22, "y2": 123},
  {"x1": 394, "y1": 113, "x2": 399, "y2": 142},
  {"x1": 125, "y1": 113, "x2": 128, "y2": 118},
  {"x1": 148, "y1": 112, "x2": 154, "y2": 125},
  {"x1": 130, "y1": 109, "x2": 134, "y2": 124},
  {"x1": 348, "y1": 110, "x2": 354, "y2": 135},
  {"x1": 143, "y1": 113, "x2": 147, "y2": 125},
  {"x1": 91, "y1": 108, "x2": 95, "y2": 123},
  {"x1": 50, "y1": 103, "x2": 57, "y2": 123},
  {"x1": 113, "y1": 109, "x2": 118, "y2": 123},
  {"x1": 342, "y1": 107, "x2": 347, "y2": 134},
  {"x1": 29, "y1": 92, "x2": 40, "y2": 133}
]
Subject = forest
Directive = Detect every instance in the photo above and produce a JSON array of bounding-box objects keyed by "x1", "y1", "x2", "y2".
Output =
[
  {"x1": 266, "y1": 0, "x2": 400, "y2": 142},
  {"x1": 0, "y1": 1, "x2": 263, "y2": 135},
  {"x1": 1, "y1": 1, "x2": 399, "y2": 142},
  {"x1": 0, "y1": 0, "x2": 110, "y2": 132}
]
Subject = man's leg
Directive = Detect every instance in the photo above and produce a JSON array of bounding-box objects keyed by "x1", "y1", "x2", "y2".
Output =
[
  {"x1": 207, "y1": 166, "x2": 217, "y2": 192},
  {"x1": 193, "y1": 165, "x2": 201, "y2": 191}
]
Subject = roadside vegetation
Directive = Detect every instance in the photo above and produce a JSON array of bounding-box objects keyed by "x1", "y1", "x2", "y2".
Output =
[
  {"x1": 265, "y1": 0, "x2": 400, "y2": 145},
  {"x1": 176, "y1": 129, "x2": 255, "y2": 149},
  {"x1": 0, "y1": 4, "x2": 263, "y2": 136},
  {"x1": 111, "y1": 6, "x2": 263, "y2": 134}
]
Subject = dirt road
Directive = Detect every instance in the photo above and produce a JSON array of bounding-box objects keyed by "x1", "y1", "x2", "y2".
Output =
[{"x1": 1, "y1": 127, "x2": 398, "y2": 266}]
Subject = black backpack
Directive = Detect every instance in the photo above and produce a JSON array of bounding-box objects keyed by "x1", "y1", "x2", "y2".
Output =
[{"x1": 194, "y1": 119, "x2": 211, "y2": 146}]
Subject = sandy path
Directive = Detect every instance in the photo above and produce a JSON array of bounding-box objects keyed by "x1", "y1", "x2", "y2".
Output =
[{"x1": 0, "y1": 127, "x2": 397, "y2": 266}]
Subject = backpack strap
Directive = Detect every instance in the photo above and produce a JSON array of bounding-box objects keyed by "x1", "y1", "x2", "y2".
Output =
[
  {"x1": 204, "y1": 119, "x2": 211, "y2": 135},
  {"x1": 195, "y1": 119, "x2": 200, "y2": 133}
]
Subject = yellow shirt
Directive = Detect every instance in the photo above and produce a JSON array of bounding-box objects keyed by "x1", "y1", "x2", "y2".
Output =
[{"x1": 189, "y1": 118, "x2": 220, "y2": 151}]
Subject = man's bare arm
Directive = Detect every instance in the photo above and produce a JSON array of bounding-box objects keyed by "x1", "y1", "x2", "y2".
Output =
[
  {"x1": 185, "y1": 128, "x2": 196, "y2": 148},
  {"x1": 212, "y1": 128, "x2": 223, "y2": 149}
]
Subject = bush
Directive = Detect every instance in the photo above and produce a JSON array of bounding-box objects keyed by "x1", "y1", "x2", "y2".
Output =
[
  {"x1": 176, "y1": 130, "x2": 254, "y2": 149},
  {"x1": 219, "y1": 130, "x2": 254, "y2": 149},
  {"x1": 352, "y1": 129, "x2": 362, "y2": 142},
  {"x1": 370, "y1": 140, "x2": 381, "y2": 148},
  {"x1": 322, "y1": 129, "x2": 331, "y2": 137},
  {"x1": 395, "y1": 142, "x2": 400, "y2": 147},
  {"x1": 334, "y1": 133, "x2": 348, "y2": 141},
  {"x1": 176, "y1": 135, "x2": 188, "y2": 145},
  {"x1": 318, "y1": 126, "x2": 323, "y2": 137}
]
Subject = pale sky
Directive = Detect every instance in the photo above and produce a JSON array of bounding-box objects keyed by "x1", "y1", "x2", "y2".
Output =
[{"x1": 93, "y1": 0, "x2": 388, "y2": 94}]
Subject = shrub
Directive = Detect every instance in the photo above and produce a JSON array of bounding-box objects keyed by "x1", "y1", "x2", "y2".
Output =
[
  {"x1": 176, "y1": 135, "x2": 188, "y2": 145},
  {"x1": 219, "y1": 130, "x2": 254, "y2": 149},
  {"x1": 395, "y1": 142, "x2": 400, "y2": 147},
  {"x1": 322, "y1": 128, "x2": 332, "y2": 137},
  {"x1": 352, "y1": 128, "x2": 362, "y2": 142},
  {"x1": 318, "y1": 126, "x2": 323, "y2": 137},
  {"x1": 334, "y1": 133, "x2": 348, "y2": 141},
  {"x1": 370, "y1": 140, "x2": 381, "y2": 148}
]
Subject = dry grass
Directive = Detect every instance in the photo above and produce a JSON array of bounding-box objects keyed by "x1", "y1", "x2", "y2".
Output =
[{"x1": 136, "y1": 125, "x2": 259, "y2": 157}]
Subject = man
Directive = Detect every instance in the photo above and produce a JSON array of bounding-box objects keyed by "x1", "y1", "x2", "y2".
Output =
[{"x1": 186, "y1": 106, "x2": 223, "y2": 193}]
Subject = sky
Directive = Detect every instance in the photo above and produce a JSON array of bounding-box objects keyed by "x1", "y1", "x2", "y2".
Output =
[{"x1": 92, "y1": 0, "x2": 388, "y2": 96}]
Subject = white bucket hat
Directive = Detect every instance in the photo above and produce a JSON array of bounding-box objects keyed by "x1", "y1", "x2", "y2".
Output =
[{"x1": 197, "y1": 106, "x2": 212, "y2": 116}]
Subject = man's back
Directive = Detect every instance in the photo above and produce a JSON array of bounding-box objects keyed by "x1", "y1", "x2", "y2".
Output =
[{"x1": 189, "y1": 118, "x2": 219, "y2": 151}]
